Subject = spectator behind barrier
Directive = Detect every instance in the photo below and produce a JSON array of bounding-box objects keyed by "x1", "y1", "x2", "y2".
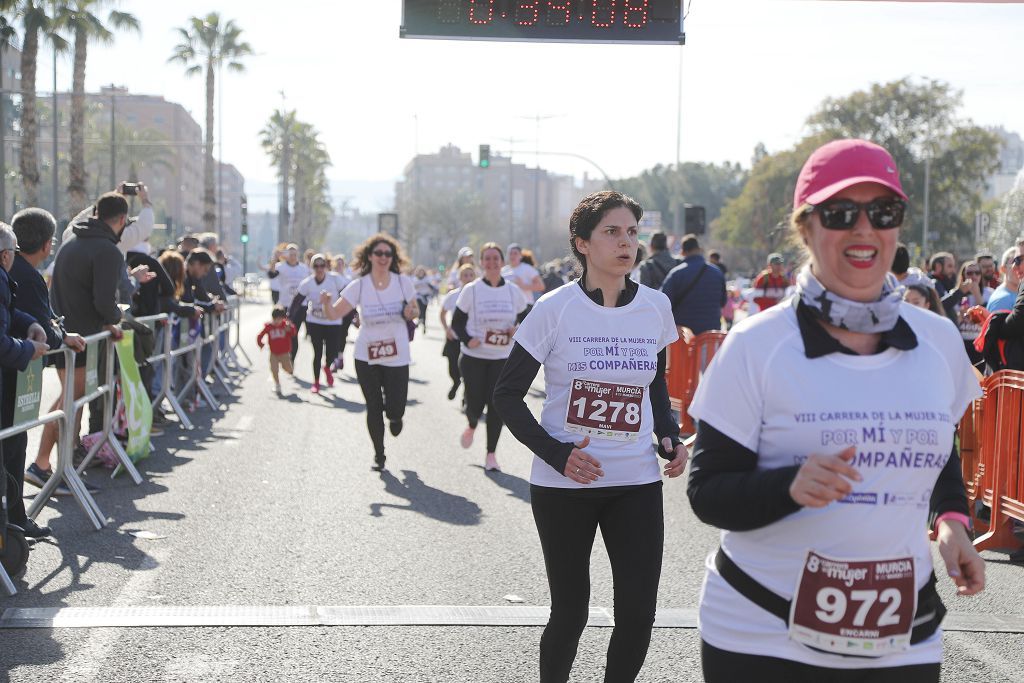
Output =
[
  {"x1": 197, "y1": 233, "x2": 227, "y2": 299},
  {"x1": 638, "y1": 231, "x2": 681, "y2": 290},
  {"x1": 661, "y1": 233, "x2": 726, "y2": 336},
  {"x1": 987, "y1": 247, "x2": 1022, "y2": 313},
  {"x1": 0, "y1": 222, "x2": 52, "y2": 537}
]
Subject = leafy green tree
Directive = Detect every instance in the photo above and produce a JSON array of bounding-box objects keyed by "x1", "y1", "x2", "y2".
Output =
[
  {"x1": 0, "y1": 6, "x2": 17, "y2": 215},
  {"x1": 60, "y1": 0, "x2": 140, "y2": 213},
  {"x1": 616, "y1": 161, "x2": 747, "y2": 234},
  {"x1": 169, "y1": 12, "x2": 252, "y2": 231},
  {"x1": 15, "y1": 0, "x2": 67, "y2": 207},
  {"x1": 290, "y1": 120, "x2": 332, "y2": 250}
]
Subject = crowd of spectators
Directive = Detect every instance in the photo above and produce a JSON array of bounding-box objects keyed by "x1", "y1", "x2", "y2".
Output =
[{"x1": 1, "y1": 182, "x2": 240, "y2": 542}]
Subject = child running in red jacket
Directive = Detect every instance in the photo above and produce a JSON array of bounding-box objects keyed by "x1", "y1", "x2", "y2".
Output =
[{"x1": 257, "y1": 305, "x2": 297, "y2": 393}]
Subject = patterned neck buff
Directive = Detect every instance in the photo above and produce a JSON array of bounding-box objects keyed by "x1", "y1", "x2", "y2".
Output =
[{"x1": 796, "y1": 264, "x2": 903, "y2": 333}]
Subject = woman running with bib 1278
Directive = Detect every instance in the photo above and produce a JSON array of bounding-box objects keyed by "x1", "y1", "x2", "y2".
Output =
[
  {"x1": 321, "y1": 233, "x2": 418, "y2": 472},
  {"x1": 687, "y1": 139, "x2": 984, "y2": 683},
  {"x1": 494, "y1": 191, "x2": 687, "y2": 683}
]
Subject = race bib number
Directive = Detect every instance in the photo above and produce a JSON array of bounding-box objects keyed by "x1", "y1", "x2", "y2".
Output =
[
  {"x1": 789, "y1": 551, "x2": 916, "y2": 657},
  {"x1": 367, "y1": 338, "x2": 398, "y2": 363},
  {"x1": 484, "y1": 329, "x2": 511, "y2": 346},
  {"x1": 564, "y1": 379, "x2": 644, "y2": 442}
]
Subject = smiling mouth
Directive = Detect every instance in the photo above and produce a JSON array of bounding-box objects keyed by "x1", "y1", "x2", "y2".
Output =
[{"x1": 844, "y1": 246, "x2": 877, "y2": 269}]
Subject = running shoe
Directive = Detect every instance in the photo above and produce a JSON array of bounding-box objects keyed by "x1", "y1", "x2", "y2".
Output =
[
  {"x1": 312, "y1": 382, "x2": 320, "y2": 394},
  {"x1": 484, "y1": 452, "x2": 500, "y2": 472},
  {"x1": 324, "y1": 364, "x2": 335, "y2": 387},
  {"x1": 389, "y1": 419, "x2": 403, "y2": 437},
  {"x1": 447, "y1": 382, "x2": 460, "y2": 401},
  {"x1": 460, "y1": 427, "x2": 474, "y2": 450},
  {"x1": 331, "y1": 356, "x2": 343, "y2": 373},
  {"x1": 372, "y1": 453, "x2": 386, "y2": 471}
]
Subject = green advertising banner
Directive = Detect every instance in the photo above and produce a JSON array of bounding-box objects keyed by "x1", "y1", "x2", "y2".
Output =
[
  {"x1": 13, "y1": 358, "x2": 43, "y2": 428},
  {"x1": 85, "y1": 340, "x2": 100, "y2": 395},
  {"x1": 115, "y1": 330, "x2": 152, "y2": 462}
]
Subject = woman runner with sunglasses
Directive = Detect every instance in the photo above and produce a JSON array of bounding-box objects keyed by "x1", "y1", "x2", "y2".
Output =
[
  {"x1": 687, "y1": 139, "x2": 984, "y2": 682},
  {"x1": 452, "y1": 242, "x2": 529, "y2": 472},
  {"x1": 292, "y1": 253, "x2": 348, "y2": 393},
  {"x1": 494, "y1": 191, "x2": 687, "y2": 683},
  {"x1": 321, "y1": 234, "x2": 418, "y2": 471}
]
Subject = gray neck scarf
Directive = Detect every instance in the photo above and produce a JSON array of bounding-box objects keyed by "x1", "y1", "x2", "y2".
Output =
[{"x1": 796, "y1": 265, "x2": 903, "y2": 333}]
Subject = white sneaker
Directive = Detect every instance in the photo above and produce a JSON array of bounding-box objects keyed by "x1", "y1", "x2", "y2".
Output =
[
  {"x1": 460, "y1": 427, "x2": 474, "y2": 450},
  {"x1": 484, "y1": 452, "x2": 500, "y2": 472}
]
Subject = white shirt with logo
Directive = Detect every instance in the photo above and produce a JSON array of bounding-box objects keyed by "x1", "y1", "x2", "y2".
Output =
[
  {"x1": 502, "y1": 262, "x2": 541, "y2": 302},
  {"x1": 341, "y1": 274, "x2": 415, "y2": 367},
  {"x1": 442, "y1": 287, "x2": 461, "y2": 314},
  {"x1": 688, "y1": 301, "x2": 981, "y2": 668},
  {"x1": 297, "y1": 273, "x2": 349, "y2": 326},
  {"x1": 276, "y1": 262, "x2": 311, "y2": 310},
  {"x1": 513, "y1": 282, "x2": 678, "y2": 488},
  {"x1": 456, "y1": 279, "x2": 528, "y2": 360}
]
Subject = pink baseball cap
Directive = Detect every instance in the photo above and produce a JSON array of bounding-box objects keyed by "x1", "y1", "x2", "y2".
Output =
[{"x1": 793, "y1": 139, "x2": 907, "y2": 209}]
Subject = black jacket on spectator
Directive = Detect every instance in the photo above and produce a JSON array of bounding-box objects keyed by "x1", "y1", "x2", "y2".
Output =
[
  {"x1": 50, "y1": 217, "x2": 124, "y2": 335},
  {"x1": 9, "y1": 253, "x2": 64, "y2": 350},
  {"x1": 125, "y1": 252, "x2": 196, "y2": 319},
  {"x1": 0, "y1": 267, "x2": 40, "y2": 422},
  {"x1": 182, "y1": 273, "x2": 216, "y2": 311}
]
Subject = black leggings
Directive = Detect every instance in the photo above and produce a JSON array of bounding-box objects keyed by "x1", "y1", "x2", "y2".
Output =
[
  {"x1": 417, "y1": 298, "x2": 429, "y2": 330},
  {"x1": 459, "y1": 354, "x2": 505, "y2": 452},
  {"x1": 531, "y1": 482, "x2": 664, "y2": 683},
  {"x1": 354, "y1": 360, "x2": 409, "y2": 457},
  {"x1": 701, "y1": 640, "x2": 940, "y2": 683},
  {"x1": 307, "y1": 323, "x2": 342, "y2": 382},
  {"x1": 339, "y1": 311, "x2": 356, "y2": 358},
  {"x1": 442, "y1": 339, "x2": 461, "y2": 386},
  {"x1": 2, "y1": 432, "x2": 28, "y2": 526}
]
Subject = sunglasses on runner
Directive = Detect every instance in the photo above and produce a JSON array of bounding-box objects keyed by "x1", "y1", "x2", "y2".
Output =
[
  {"x1": 372, "y1": 249, "x2": 393, "y2": 258},
  {"x1": 1013, "y1": 256, "x2": 1024, "y2": 267},
  {"x1": 803, "y1": 197, "x2": 907, "y2": 230}
]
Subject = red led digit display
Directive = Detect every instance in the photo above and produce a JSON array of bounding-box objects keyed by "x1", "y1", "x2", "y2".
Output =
[{"x1": 404, "y1": 0, "x2": 683, "y2": 44}]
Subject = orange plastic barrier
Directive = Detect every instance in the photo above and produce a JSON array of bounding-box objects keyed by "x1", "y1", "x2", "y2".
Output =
[
  {"x1": 665, "y1": 330, "x2": 727, "y2": 435},
  {"x1": 958, "y1": 370, "x2": 1024, "y2": 552}
]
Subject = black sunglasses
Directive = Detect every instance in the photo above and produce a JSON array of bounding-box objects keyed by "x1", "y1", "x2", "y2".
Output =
[
  {"x1": 1013, "y1": 256, "x2": 1024, "y2": 267},
  {"x1": 803, "y1": 197, "x2": 907, "y2": 231},
  {"x1": 372, "y1": 250, "x2": 393, "y2": 258}
]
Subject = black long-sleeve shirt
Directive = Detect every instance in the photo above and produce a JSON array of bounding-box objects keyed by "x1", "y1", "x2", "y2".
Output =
[
  {"x1": 450, "y1": 277, "x2": 528, "y2": 345},
  {"x1": 687, "y1": 299, "x2": 970, "y2": 531},
  {"x1": 493, "y1": 276, "x2": 681, "y2": 478}
]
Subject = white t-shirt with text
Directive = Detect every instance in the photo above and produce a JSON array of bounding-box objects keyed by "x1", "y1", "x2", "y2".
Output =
[
  {"x1": 688, "y1": 301, "x2": 981, "y2": 668},
  {"x1": 297, "y1": 273, "x2": 349, "y2": 326},
  {"x1": 341, "y1": 274, "x2": 415, "y2": 367},
  {"x1": 502, "y1": 262, "x2": 541, "y2": 303},
  {"x1": 276, "y1": 262, "x2": 311, "y2": 310},
  {"x1": 513, "y1": 283, "x2": 678, "y2": 488},
  {"x1": 455, "y1": 279, "x2": 528, "y2": 360}
]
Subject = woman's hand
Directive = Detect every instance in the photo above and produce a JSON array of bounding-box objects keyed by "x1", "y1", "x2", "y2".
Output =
[
  {"x1": 563, "y1": 436, "x2": 604, "y2": 485},
  {"x1": 662, "y1": 437, "x2": 688, "y2": 478},
  {"x1": 319, "y1": 291, "x2": 338, "y2": 319},
  {"x1": 789, "y1": 446, "x2": 862, "y2": 507},
  {"x1": 403, "y1": 301, "x2": 418, "y2": 321},
  {"x1": 445, "y1": 328, "x2": 456, "y2": 341},
  {"x1": 467, "y1": 338, "x2": 481, "y2": 349},
  {"x1": 937, "y1": 519, "x2": 985, "y2": 596}
]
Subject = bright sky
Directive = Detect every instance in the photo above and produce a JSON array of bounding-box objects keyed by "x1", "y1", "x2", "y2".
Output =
[{"x1": 45, "y1": 0, "x2": 1024, "y2": 212}]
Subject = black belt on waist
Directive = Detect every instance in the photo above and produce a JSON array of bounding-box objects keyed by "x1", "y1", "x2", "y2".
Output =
[{"x1": 714, "y1": 547, "x2": 945, "y2": 649}]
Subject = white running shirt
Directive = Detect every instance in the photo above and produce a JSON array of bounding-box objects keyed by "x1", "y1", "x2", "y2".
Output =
[
  {"x1": 341, "y1": 274, "x2": 415, "y2": 367},
  {"x1": 297, "y1": 273, "x2": 348, "y2": 326},
  {"x1": 688, "y1": 301, "x2": 981, "y2": 668},
  {"x1": 276, "y1": 262, "x2": 311, "y2": 310},
  {"x1": 456, "y1": 279, "x2": 528, "y2": 361},
  {"x1": 502, "y1": 262, "x2": 541, "y2": 303},
  {"x1": 513, "y1": 282, "x2": 678, "y2": 488}
]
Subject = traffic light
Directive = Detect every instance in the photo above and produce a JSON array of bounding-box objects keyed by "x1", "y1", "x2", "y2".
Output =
[
  {"x1": 479, "y1": 144, "x2": 490, "y2": 169},
  {"x1": 684, "y1": 205, "x2": 706, "y2": 236},
  {"x1": 240, "y1": 193, "x2": 249, "y2": 243}
]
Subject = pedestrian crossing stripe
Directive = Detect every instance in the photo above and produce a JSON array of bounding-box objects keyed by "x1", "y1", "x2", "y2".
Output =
[{"x1": 0, "y1": 606, "x2": 1021, "y2": 632}]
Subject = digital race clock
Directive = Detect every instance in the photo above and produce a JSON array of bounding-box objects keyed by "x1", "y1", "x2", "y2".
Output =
[{"x1": 400, "y1": 1, "x2": 684, "y2": 45}]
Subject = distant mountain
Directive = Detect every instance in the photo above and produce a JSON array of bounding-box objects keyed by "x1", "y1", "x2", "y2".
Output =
[{"x1": 244, "y1": 178, "x2": 397, "y2": 214}]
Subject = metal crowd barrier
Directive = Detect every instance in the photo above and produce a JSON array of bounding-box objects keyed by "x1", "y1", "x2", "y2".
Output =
[
  {"x1": 2, "y1": 296, "x2": 249, "y2": 596},
  {"x1": 959, "y1": 369, "x2": 1024, "y2": 553}
]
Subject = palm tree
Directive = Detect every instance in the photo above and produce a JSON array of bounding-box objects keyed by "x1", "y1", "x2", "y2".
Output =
[
  {"x1": 168, "y1": 12, "x2": 251, "y2": 232},
  {"x1": 60, "y1": 0, "x2": 139, "y2": 213},
  {"x1": 259, "y1": 108, "x2": 297, "y2": 243},
  {"x1": 0, "y1": 6, "x2": 18, "y2": 216},
  {"x1": 16, "y1": 0, "x2": 67, "y2": 207},
  {"x1": 290, "y1": 121, "x2": 332, "y2": 248}
]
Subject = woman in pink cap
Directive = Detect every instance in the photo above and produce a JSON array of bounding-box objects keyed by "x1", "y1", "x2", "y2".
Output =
[{"x1": 687, "y1": 139, "x2": 984, "y2": 681}]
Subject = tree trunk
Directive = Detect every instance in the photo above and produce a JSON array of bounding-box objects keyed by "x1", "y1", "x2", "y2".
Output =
[
  {"x1": 67, "y1": 27, "x2": 88, "y2": 213},
  {"x1": 202, "y1": 60, "x2": 216, "y2": 232},
  {"x1": 280, "y1": 136, "x2": 290, "y2": 244},
  {"x1": 19, "y1": 28, "x2": 39, "y2": 207}
]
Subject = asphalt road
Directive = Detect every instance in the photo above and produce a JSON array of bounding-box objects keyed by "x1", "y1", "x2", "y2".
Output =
[{"x1": 2, "y1": 300, "x2": 1023, "y2": 682}]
